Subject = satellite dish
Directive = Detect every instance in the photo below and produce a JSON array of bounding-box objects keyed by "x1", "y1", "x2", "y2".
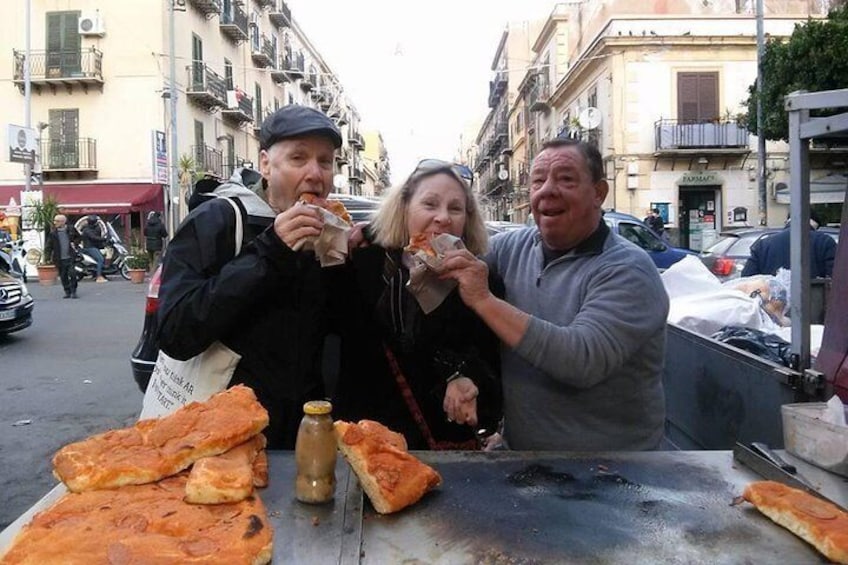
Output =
[
  {"x1": 578, "y1": 107, "x2": 602, "y2": 130},
  {"x1": 333, "y1": 174, "x2": 348, "y2": 190}
]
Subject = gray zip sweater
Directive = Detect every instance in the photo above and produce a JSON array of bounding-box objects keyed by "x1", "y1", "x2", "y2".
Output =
[{"x1": 486, "y1": 222, "x2": 669, "y2": 450}]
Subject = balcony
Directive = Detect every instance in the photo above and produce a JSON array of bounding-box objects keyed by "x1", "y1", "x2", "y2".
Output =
[
  {"x1": 186, "y1": 63, "x2": 227, "y2": 109},
  {"x1": 250, "y1": 30, "x2": 275, "y2": 68},
  {"x1": 221, "y1": 89, "x2": 254, "y2": 124},
  {"x1": 348, "y1": 167, "x2": 364, "y2": 183},
  {"x1": 488, "y1": 72, "x2": 507, "y2": 109},
  {"x1": 348, "y1": 131, "x2": 364, "y2": 150},
  {"x1": 300, "y1": 68, "x2": 317, "y2": 92},
  {"x1": 654, "y1": 119, "x2": 750, "y2": 153},
  {"x1": 13, "y1": 48, "x2": 103, "y2": 93},
  {"x1": 192, "y1": 145, "x2": 224, "y2": 178},
  {"x1": 284, "y1": 51, "x2": 304, "y2": 79},
  {"x1": 528, "y1": 75, "x2": 550, "y2": 113},
  {"x1": 187, "y1": 0, "x2": 222, "y2": 17},
  {"x1": 271, "y1": 54, "x2": 289, "y2": 82},
  {"x1": 269, "y1": 0, "x2": 291, "y2": 28},
  {"x1": 41, "y1": 138, "x2": 97, "y2": 173},
  {"x1": 255, "y1": 0, "x2": 275, "y2": 8},
  {"x1": 220, "y1": 3, "x2": 248, "y2": 42},
  {"x1": 335, "y1": 148, "x2": 349, "y2": 165}
]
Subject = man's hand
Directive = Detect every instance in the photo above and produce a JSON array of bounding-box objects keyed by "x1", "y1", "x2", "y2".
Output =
[
  {"x1": 347, "y1": 221, "x2": 371, "y2": 252},
  {"x1": 438, "y1": 249, "x2": 492, "y2": 310},
  {"x1": 273, "y1": 202, "x2": 324, "y2": 250},
  {"x1": 443, "y1": 376, "x2": 478, "y2": 427}
]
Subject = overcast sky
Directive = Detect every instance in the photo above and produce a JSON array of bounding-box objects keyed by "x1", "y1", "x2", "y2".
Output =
[{"x1": 287, "y1": 0, "x2": 556, "y2": 185}]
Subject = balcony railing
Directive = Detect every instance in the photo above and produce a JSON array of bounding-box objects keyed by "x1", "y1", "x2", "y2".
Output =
[
  {"x1": 186, "y1": 63, "x2": 227, "y2": 109},
  {"x1": 271, "y1": 54, "x2": 289, "y2": 82},
  {"x1": 269, "y1": 0, "x2": 291, "y2": 28},
  {"x1": 253, "y1": 104, "x2": 274, "y2": 132},
  {"x1": 528, "y1": 74, "x2": 550, "y2": 113},
  {"x1": 654, "y1": 119, "x2": 749, "y2": 151},
  {"x1": 283, "y1": 51, "x2": 305, "y2": 78},
  {"x1": 348, "y1": 131, "x2": 364, "y2": 149},
  {"x1": 488, "y1": 72, "x2": 507, "y2": 109},
  {"x1": 223, "y1": 155, "x2": 246, "y2": 180},
  {"x1": 221, "y1": 89, "x2": 254, "y2": 123},
  {"x1": 348, "y1": 167, "x2": 364, "y2": 182},
  {"x1": 300, "y1": 68, "x2": 316, "y2": 91},
  {"x1": 187, "y1": 0, "x2": 222, "y2": 17},
  {"x1": 220, "y1": 3, "x2": 248, "y2": 42},
  {"x1": 250, "y1": 30, "x2": 276, "y2": 67},
  {"x1": 13, "y1": 48, "x2": 103, "y2": 92},
  {"x1": 255, "y1": 0, "x2": 275, "y2": 8},
  {"x1": 192, "y1": 144, "x2": 224, "y2": 178},
  {"x1": 41, "y1": 138, "x2": 97, "y2": 171}
]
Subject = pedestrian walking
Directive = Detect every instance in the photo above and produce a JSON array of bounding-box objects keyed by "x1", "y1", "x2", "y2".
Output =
[
  {"x1": 143, "y1": 212, "x2": 168, "y2": 270},
  {"x1": 46, "y1": 214, "x2": 81, "y2": 299}
]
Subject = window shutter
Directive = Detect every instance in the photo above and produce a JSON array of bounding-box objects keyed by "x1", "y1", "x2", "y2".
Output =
[
  {"x1": 698, "y1": 73, "x2": 718, "y2": 121},
  {"x1": 678, "y1": 72, "x2": 719, "y2": 122}
]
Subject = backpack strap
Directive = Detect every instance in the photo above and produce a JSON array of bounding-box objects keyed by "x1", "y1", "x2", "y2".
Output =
[{"x1": 216, "y1": 195, "x2": 244, "y2": 255}]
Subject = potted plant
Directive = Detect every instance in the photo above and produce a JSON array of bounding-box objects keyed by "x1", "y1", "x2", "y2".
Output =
[
  {"x1": 26, "y1": 195, "x2": 62, "y2": 286},
  {"x1": 125, "y1": 250, "x2": 149, "y2": 284}
]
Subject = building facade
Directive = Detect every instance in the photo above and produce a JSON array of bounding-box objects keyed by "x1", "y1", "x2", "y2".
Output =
[
  {"x1": 0, "y1": 0, "x2": 371, "y2": 243},
  {"x1": 473, "y1": 0, "x2": 841, "y2": 249}
]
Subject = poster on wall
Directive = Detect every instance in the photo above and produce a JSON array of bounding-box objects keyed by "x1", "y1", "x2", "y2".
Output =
[{"x1": 650, "y1": 202, "x2": 670, "y2": 224}]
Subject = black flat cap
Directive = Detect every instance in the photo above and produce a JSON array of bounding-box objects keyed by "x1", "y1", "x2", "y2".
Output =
[{"x1": 259, "y1": 105, "x2": 342, "y2": 150}]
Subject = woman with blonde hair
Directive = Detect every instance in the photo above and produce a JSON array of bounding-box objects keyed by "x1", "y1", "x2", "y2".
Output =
[{"x1": 330, "y1": 159, "x2": 502, "y2": 450}]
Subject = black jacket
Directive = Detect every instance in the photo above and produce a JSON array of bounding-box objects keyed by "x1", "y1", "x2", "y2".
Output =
[
  {"x1": 157, "y1": 186, "x2": 332, "y2": 449},
  {"x1": 80, "y1": 223, "x2": 106, "y2": 249},
  {"x1": 46, "y1": 226, "x2": 81, "y2": 264},
  {"x1": 329, "y1": 246, "x2": 503, "y2": 450},
  {"x1": 144, "y1": 216, "x2": 168, "y2": 252},
  {"x1": 742, "y1": 226, "x2": 837, "y2": 278}
]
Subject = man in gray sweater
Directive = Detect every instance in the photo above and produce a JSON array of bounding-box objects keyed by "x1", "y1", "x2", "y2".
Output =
[{"x1": 441, "y1": 138, "x2": 669, "y2": 451}]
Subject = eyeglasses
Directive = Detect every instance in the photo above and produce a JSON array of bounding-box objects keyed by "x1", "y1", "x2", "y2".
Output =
[{"x1": 412, "y1": 159, "x2": 474, "y2": 189}]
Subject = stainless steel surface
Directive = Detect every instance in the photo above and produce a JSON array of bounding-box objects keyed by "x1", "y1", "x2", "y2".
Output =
[
  {"x1": 358, "y1": 451, "x2": 845, "y2": 564},
  {"x1": 4, "y1": 450, "x2": 847, "y2": 563},
  {"x1": 750, "y1": 441, "x2": 797, "y2": 473}
]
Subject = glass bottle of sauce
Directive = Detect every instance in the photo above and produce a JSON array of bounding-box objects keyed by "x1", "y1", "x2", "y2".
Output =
[{"x1": 295, "y1": 400, "x2": 336, "y2": 504}]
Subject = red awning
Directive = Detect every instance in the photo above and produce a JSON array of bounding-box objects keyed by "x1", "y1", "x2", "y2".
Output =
[{"x1": 0, "y1": 183, "x2": 165, "y2": 215}]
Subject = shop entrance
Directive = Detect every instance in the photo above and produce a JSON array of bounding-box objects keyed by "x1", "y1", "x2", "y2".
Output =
[{"x1": 679, "y1": 186, "x2": 720, "y2": 251}]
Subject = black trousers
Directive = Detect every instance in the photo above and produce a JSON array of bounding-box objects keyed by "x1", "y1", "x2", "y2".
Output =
[{"x1": 58, "y1": 258, "x2": 77, "y2": 295}]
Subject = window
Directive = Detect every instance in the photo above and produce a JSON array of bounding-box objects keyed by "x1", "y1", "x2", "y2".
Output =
[
  {"x1": 191, "y1": 35, "x2": 204, "y2": 88},
  {"x1": 224, "y1": 58, "x2": 233, "y2": 91},
  {"x1": 617, "y1": 222, "x2": 666, "y2": 252},
  {"x1": 255, "y1": 83, "x2": 263, "y2": 123},
  {"x1": 47, "y1": 109, "x2": 79, "y2": 168},
  {"x1": 677, "y1": 72, "x2": 718, "y2": 122},
  {"x1": 194, "y1": 120, "x2": 205, "y2": 168},
  {"x1": 588, "y1": 85, "x2": 598, "y2": 110},
  {"x1": 46, "y1": 11, "x2": 81, "y2": 75}
]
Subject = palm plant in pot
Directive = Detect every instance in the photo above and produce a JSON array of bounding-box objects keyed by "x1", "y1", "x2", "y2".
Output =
[
  {"x1": 26, "y1": 195, "x2": 62, "y2": 285},
  {"x1": 125, "y1": 248, "x2": 150, "y2": 283}
]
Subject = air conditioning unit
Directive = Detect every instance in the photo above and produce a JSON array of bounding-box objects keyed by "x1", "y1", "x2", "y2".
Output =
[{"x1": 78, "y1": 11, "x2": 105, "y2": 37}]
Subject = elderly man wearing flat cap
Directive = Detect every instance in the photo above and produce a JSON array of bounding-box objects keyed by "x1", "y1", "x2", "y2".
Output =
[{"x1": 157, "y1": 105, "x2": 343, "y2": 449}]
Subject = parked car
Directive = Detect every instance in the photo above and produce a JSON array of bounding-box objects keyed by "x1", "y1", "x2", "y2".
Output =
[
  {"x1": 699, "y1": 226, "x2": 840, "y2": 281},
  {"x1": 603, "y1": 211, "x2": 696, "y2": 270},
  {"x1": 0, "y1": 267, "x2": 33, "y2": 336},
  {"x1": 485, "y1": 220, "x2": 526, "y2": 236},
  {"x1": 130, "y1": 265, "x2": 162, "y2": 391},
  {"x1": 525, "y1": 210, "x2": 694, "y2": 270}
]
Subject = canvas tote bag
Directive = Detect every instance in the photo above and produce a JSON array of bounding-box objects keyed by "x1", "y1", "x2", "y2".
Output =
[{"x1": 139, "y1": 197, "x2": 244, "y2": 420}]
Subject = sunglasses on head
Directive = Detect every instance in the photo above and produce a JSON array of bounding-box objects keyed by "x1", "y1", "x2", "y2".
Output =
[{"x1": 413, "y1": 159, "x2": 474, "y2": 189}]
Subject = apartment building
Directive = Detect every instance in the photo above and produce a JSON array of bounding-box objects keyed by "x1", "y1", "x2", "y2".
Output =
[
  {"x1": 360, "y1": 130, "x2": 390, "y2": 195},
  {"x1": 474, "y1": 0, "x2": 840, "y2": 250},
  {"x1": 0, "y1": 0, "x2": 369, "y2": 240}
]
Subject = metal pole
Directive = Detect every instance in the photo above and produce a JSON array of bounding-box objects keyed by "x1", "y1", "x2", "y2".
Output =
[
  {"x1": 168, "y1": 0, "x2": 180, "y2": 234},
  {"x1": 756, "y1": 0, "x2": 767, "y2": 226},
  {"x1": 24, "y1": 0, "x2": 32, "y2": 194}
]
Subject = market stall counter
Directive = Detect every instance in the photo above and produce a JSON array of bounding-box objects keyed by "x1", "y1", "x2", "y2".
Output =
[{"x1": 1, "y1": 450, "x2": 846, "y2": 563}]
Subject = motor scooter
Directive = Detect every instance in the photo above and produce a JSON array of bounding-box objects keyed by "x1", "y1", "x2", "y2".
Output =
[{"x1": 74, "y1": 222, "x2": 131, "y2": 281}]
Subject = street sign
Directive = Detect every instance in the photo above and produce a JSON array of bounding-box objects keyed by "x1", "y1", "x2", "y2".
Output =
[
  {"x1": 152, "y1": 130, "x2": 169, "y2": 184},
  {"x1": 7, "y1": 124, "x2": 36, "y2": 165}
]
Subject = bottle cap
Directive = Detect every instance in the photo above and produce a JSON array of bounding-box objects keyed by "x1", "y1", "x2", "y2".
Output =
[{"x1": 303, "y1": 400, "x2": 333, "y2": 415}]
